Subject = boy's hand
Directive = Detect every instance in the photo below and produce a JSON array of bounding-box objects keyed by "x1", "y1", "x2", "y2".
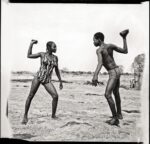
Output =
[
  {"x1": 120, "y1": 29, "x2": 129, "y2": 38},
  {"x1": 92, "y1": 75, "x2": 98, "y2": 86},
  {"x1": 59, "y1": 82, "x2": 63, "y2": 90},
  {"x1": 31, "y1": 40, "x2": 38, "y2": 44}
]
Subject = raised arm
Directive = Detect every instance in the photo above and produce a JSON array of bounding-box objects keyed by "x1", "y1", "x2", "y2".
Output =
[
  {"x1": 112, "y1": 29, "x2": 129, "y2": 54},
  {"x1": 92, "y1": 49, "x2": 103, "y2": 86},
  {"x1": 27, "y1": 40, "x2": 42, "y2": 58},
  {"x1": 55, "y1": 56, "x2": 63, "y2": 90},
  {"x1": 111, "y1": 38, "x2": 128, "y2": 54}
]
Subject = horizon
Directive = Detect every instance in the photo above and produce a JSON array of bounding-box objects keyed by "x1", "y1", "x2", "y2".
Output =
[{"x1": 11, "y1": 70, "x2": 134, "y2": 74}]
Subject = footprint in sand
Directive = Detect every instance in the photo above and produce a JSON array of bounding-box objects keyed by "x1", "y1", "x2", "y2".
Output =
[
  {"x1": 37, "y1": 121, "x2": 45, "y2": 124},
  {"x1": 78, "y1": 101, "x2": 84, "y2": 103},
  {"x1": 85, "y1": 93, "x2": 103, "y2": 96},
  {"x1": 60, "y1": 121, "x2": 92, "y2": 128},
  {"x1": 123, "y1": 122, "x2": 130, "y2": 126},
  {"x1": 123, "y1": 110, "x2": 140, "y2": 113}
]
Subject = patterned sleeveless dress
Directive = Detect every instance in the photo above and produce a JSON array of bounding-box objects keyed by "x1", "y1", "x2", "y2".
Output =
[{"x1": 36, "y1": 53, "x2": 58, "y2": 84}]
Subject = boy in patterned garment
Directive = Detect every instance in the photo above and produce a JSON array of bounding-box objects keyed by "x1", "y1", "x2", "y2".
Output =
[{"x1": 22, "y1": 40, "x2": 63, "y2": 124}]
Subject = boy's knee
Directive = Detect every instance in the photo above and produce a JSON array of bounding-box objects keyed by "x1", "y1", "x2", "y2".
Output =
[
  {"x1": 53, "y1": 94, "x2": 58, "y2": 100},
  {"x1": 113, "y1": 90, "x2": 119, "y2": 96},
  {"x1": 105, "y1": 93, "x2": 111, "y2": 99},
  {"x1": 28, "y1": 93, "x2": 34, "y2": 100}
]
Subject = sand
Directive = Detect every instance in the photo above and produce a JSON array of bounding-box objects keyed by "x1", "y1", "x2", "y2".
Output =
[{"x1": 8, "y1": 73, "x2": 142, "y2": 142}]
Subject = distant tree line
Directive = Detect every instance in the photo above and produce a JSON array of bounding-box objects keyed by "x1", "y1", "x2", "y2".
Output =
[
  {"x1": 11, "y1": 71, "x2": 34, "y2": 75},
  {"x1": 60, "y1": 70, "x2": 94, "y2": 75},
  {"x1": 11, "y1": 70, "x2": 133, "y2": 76}
]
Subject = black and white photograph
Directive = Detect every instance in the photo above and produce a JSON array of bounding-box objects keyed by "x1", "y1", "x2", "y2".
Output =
[{"x1": 1, "y1": 0, "x2": 149, "y2": 143}]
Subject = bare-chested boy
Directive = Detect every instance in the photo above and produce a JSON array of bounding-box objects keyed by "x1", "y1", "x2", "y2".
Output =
[{"x1": 92, "y1": 29, "x2": 129, "y2": 125}]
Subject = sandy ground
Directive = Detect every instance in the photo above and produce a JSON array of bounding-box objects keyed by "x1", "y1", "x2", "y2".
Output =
[{"x1": 8, "y1": 73, "x2": 143, "y2": 142}]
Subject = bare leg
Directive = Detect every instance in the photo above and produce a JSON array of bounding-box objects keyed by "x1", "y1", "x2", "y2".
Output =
[
  {"x1": 113, "y1": 78, "x2": 123, "y2": 119},
  {"x1": 43, "y1": 82, "x2": 58, "y2": 119},
  {"x1": 105, "y1": 78, "x2": 119, "y2": 125},
  {"x1": 22, "y1": 77, "x2": 40, "y2": 124}
]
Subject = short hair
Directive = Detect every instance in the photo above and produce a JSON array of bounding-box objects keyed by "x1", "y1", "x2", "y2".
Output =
[
  {"x1": 46, "y1": 41, "x2": 54, "y2": 51},
  {"x1": 94, "y1": 32, "x2": 105, "y2": 41}
]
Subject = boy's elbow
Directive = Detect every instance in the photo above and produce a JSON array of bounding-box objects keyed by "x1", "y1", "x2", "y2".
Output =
[
  {"x1": 55, "y1": 67, "x2": 59, "y2": 73},
  {"x1": 123, "y1": 50, "x2": 128, "y2": 54},
  {"x1": 27, "y1": 55, "x2": 31, "y2": 58}
]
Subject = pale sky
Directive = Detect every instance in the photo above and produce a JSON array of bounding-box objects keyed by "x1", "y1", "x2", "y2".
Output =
[{"x1": 2, "y1": 2, "x2": 149, "y2": 73}]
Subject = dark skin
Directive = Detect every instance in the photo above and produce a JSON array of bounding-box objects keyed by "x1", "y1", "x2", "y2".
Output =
[
  {"x1": 92, "y1": 29, "x2": 129, "y2": 125},
  {"x1": 22, "y1": 40, "x2": 63, "y2": 124}
]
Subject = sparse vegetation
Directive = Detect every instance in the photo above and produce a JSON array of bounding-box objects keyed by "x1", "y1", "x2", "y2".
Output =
[{"x1": 131, "y1": 53, "x2": 145, "y2": 90}]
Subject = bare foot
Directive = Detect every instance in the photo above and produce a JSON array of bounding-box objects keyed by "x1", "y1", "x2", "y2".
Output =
[
  {"x1": 106, "y1": 118, "x2": 119, "y2": 126},
  {"x1": 117, "y1": 113, "x2": 123, "y2": 120},
  {"x1": 120, "y1": 29, "x2": 129, "y2": 38},
  {"x1": 51, "y1": 115, "x2": 59, "y2": 120},
  {"x1": 21, "y1": 117, "x2": 28, "y2": 125}
]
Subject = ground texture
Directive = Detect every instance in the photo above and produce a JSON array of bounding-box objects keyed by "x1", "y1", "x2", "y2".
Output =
[{"x1": 8, "y1": 73, "x2": 142, "y2": 142}]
